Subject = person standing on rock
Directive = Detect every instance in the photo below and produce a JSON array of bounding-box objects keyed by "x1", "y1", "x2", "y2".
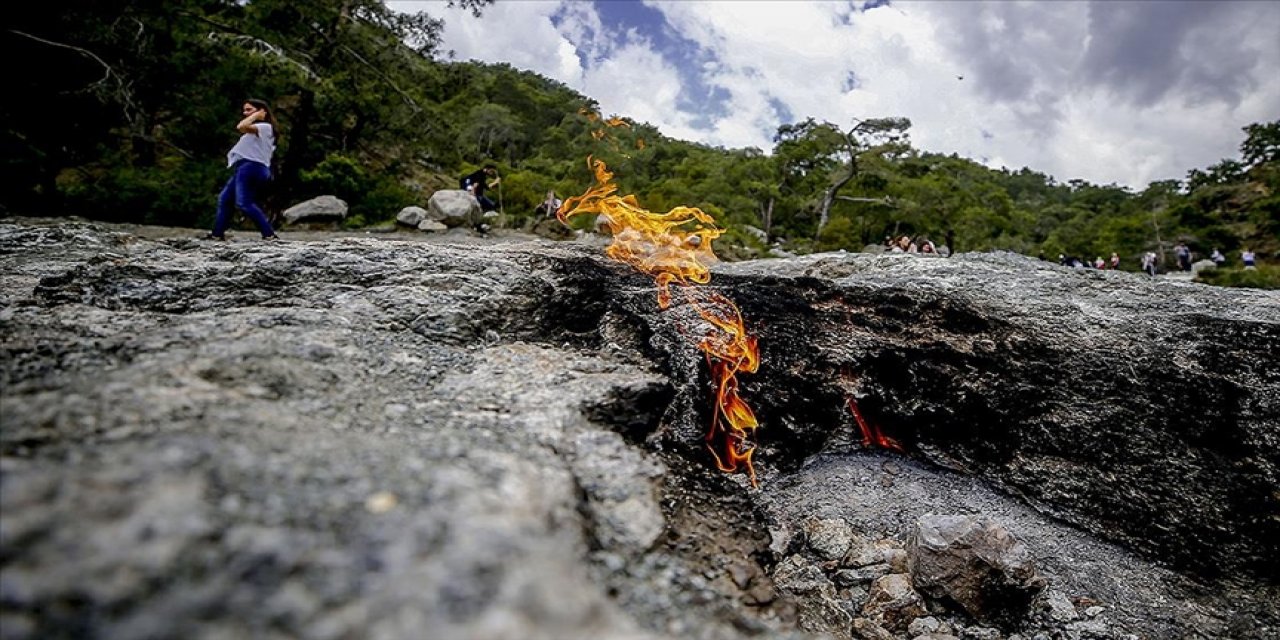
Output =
[
  {"x1": 1175, "y1": 242, "x2": 1192, "y2": 271},
  {"x1": 209, "y1": 99, "x2": 280, "y2": 241},
  {"x1": 1242, "y1": 248, "x2": 1257, "y2": 269},
  {"x1": 1141, "y1": 251, "x2": 1159, "y2": 277}
]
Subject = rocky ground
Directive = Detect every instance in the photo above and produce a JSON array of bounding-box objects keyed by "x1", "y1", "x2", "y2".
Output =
[{"x1": 1, "y1": 218, "x2": 1277, "y2": 640}]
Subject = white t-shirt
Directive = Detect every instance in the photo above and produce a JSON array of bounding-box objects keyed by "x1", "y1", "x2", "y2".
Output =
[{"x1": 227, "y1": 123, "x2": 275, "y2": 168}]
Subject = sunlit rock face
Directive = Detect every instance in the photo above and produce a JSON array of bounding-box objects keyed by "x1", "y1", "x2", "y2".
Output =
[{"x1": 2, "y1": 220, "x2": 1277, "y2": 640}]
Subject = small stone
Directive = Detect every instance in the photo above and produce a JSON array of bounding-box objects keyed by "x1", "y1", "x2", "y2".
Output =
[
  {"x1": 863, "y1": 573, "x2": 926, "y2": 632},
  {"x1": 1045, "y1": 590, "x2": 1079, "y2": 622},
  {"x1": 1084, "y1": 605, "x2": 1106, "y2": 618},
  {"x1": 908, "y1": 615, "x2": 942, "y2": 636},
  {"x1": 883, "y1": 547, "x2": 908, "y2": 573},
  {"x1": 364, "y1": 491, "x2": 398, "y2": 514},
  {"x1": 841, "y1": 585, "x2": 870, "y2": 609},
  {"x1": 804, "y1": 517, "x2": 854, "y2": 561},
  {"x1": 728, "y1": 562, "x2": 754, "y2": 589},
  {"x1": 961, "y1": 626, "x2": 1001, "y2": 640},
  {"x1": 834, "y1": 563, "x2": 892, "y2": 587},
  {"x1": 853, "y1": 617, "x2": 897, "y2": 640}
]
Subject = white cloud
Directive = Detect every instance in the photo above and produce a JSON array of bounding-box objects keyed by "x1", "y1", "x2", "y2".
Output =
[{"x1": 394, "y1": 0, "x2": 1280, "y2": 188}]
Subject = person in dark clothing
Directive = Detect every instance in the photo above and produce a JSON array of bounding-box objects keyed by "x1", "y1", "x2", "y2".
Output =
[
  {"x1": 460, "y1": 164, "x2": 501, "y2": 212},
  {"x1": 1175, "y1": 242, "x2": 1192, "y2": 271}
]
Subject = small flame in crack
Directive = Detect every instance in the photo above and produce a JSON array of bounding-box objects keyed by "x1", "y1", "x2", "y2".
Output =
[
  {"x1": 559, "y1": 156, "x2": 761, "y2": 486},
  {"x1": 847, "y1": 398, "x2": 903, "y2": 452}
]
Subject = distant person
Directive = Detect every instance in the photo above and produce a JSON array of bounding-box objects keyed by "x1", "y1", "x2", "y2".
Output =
[
  {"x1": 1211, "y1": 248, "x2": 1225, "y2": 267},
  {"x1": 1110, "y1": 252, "x2": 1120, "y2": 269},
  {"x1": 534, "y1": 190, "x2": 562, "y2": 218},
  {"x1": 895, "y1": 235, "x2": 917, "y2": 253},
  {"x1": 919, "y1": 238, "x2": 937, "y2": 254},
  {"x1": 460, "y1": 164, "x2": 501, "y2": 213},
  {"x1": 1175, "y1": 242, "x2": 1192, "y2": 271},
  {"x1": 1094, "y1": 256, "x2": 1105, "y2": 269},
  {"x1": 1242, "y1": 248, "x2": 1256, "y2": 269},
  {"x1": 209, "y1": 99, "x2": 280, "y2": 241},
  {"x1": 1141, "y1": 251, "x2": 1158, "y2": 277}
]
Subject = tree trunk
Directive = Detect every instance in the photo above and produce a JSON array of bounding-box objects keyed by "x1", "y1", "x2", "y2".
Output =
[
  {"x1": 1150, "y1": 208, "x2": 1167, "y2": 266},
  {"x1": 814, "y1": 133, "x2": 859, "y2": 239},
  {"x1": 762, "y1": 196, "x2": 774, "y2": 243}
]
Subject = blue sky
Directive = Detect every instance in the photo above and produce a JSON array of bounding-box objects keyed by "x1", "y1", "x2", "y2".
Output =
[{"x1": 390, "y1": 1, "x2": 1280, "y2": 189}]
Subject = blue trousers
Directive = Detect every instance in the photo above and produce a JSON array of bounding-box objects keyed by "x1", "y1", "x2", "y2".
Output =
[{"x1": 213, "y1": 161, "x2": 275, "y2": 238}]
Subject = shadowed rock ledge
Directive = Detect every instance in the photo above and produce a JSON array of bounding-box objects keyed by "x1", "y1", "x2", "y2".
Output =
[{"x1": 2, "y1": 220, "x2": 1277, "y2": 640}]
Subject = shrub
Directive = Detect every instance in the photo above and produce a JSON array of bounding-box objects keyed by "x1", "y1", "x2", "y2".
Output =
[{"x1": 1195, "y1": 265, "x2": 1280, "y2": 290}]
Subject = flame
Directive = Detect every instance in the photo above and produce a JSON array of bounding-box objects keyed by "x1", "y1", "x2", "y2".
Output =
[
  {"x1": 559, "y1": 157, "x2": 762, "y2": 485},
  {"x1": 847, "y1": 398, "x2": 903, "y2": 452}
]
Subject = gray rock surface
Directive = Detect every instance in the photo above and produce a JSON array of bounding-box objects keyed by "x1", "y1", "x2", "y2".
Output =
[
  {"x1": 2, "y1": 220, "x2": 1278, "y2": 640},
  {"x1": 282, "y1": 195, "x2": 348, "y2": 224},
  {"x1": 428, "y1": 189, "x2": 481, "y2": 227}
]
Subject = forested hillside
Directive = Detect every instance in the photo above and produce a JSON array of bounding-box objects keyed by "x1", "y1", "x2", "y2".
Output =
[{"x1": 4, "y1": 0, "x2": 1276, "y2": 277}]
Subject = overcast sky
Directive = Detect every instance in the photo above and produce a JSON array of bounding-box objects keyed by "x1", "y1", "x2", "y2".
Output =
[{"x1": 390, "y1": 0, "x2": 1280, "y2": 189}]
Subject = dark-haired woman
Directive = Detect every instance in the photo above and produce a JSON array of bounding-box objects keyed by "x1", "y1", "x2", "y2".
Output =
[{"x1": 209, "y1": 99, "x2": 279, "y2": 240}]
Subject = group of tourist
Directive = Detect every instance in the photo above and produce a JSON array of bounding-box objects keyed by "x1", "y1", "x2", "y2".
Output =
[{"x1": 883, "y1": 235, "x2": 945, "y2": 255}]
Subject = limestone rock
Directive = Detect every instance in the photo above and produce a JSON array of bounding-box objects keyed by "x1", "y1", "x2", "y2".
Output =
[
  {"x1": 3, "y1": 220, "x2": 1279, "y2": 640},
  {"x1": 427, "y1": 189, "x2": 480, "y2": 227},
  {"x1": 803, "y1": 517, "x2": 853, "y2": 561},
  {"x1": 396, "y1": 206, "x2": 427, "y2": 227},
  {"x1": 416, "y1": 219, "x2": 447, "y2": 232},
  {"x1": 908, "y1": 515, "x2": 1045, "y2": 623},
  {"x1": 282, "y1": 195, "x2": 347, "y2": 224},
  {"x1": 1190, "y1": 258, "x2": 1217, "y2": 275},
  {"x1": 863, "y1": 573, "x2": 926, "y2": 632},
  {"x1": 772, "y1": 555, "x2": 852, "y2": 634}
]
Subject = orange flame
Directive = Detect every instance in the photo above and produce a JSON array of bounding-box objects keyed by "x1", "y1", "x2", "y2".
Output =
[
  {"x1": 847, "y1": 398, "x2": 903, "y2": 452},
  {"x1": 559, "y1": 157, "x2": 762, "y2": 485}
]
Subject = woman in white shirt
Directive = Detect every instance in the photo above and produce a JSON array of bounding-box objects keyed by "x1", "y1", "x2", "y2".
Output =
[{"x1": 209, "y1": 99, "x2": 280, "y2": 240}]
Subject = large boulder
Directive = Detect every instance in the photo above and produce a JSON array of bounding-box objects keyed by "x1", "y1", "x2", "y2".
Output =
[
  {"x1": 427, "y1": 190, "x2": 480, "y2": 227},
  {"x1": 4, "y1": 221, "x2": 1279, "y2": 640},
  {"x1": 395, "y1": 206, "x2": 428, "y2": 227},
  {"x1": 281, "y1": 195, "x2": 347, "y2": 224},
  {"x1": 907, "y1": 515, "x2": 1045, "y2": 623}
]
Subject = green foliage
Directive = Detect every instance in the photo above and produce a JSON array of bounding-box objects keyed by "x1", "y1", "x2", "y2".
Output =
[
  {"x1": 301, "y1": 154, "x2": 368, "y2": 203},
  {"x1": 300, "y1": 153, "x2": 415, "y2": 221},
  {"x1": 816, "y1": 216, "x2": 859, "y2": 252},
  {"x1": 2, "y1": 0, "x2": 1274, "y2": 275},
  {"x1": 1195, "y1": 265, "x2": 1280, "y2": 290}
]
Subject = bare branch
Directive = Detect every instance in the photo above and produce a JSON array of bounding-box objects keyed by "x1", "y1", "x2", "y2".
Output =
[
  {"x1": 835, "y1": 196, "x2": 896, "y2": 207},
  {"x1": 9, "y1": 29, "x2": 115, "y2": 88},
  {"x1": 205, "y1": 33, "x2": 320, "y2": 81}
]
